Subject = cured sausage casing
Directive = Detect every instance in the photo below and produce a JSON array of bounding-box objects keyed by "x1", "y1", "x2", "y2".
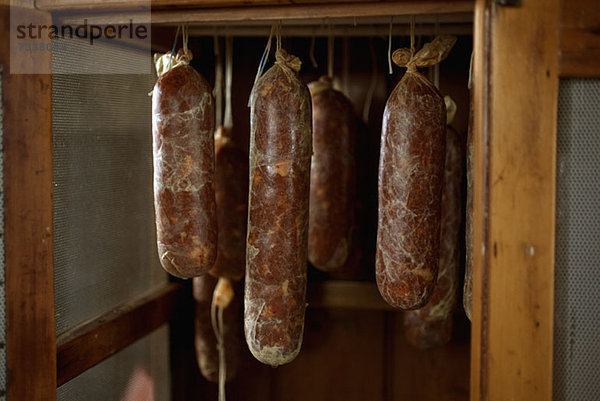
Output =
[
  {"x1": 193, "y1": 275, "x2": 242, "y2": 382},
  {"x1": 308, "y1": 76, "x2": 357, "y2": 272},
  {"x1": 244, "y1": 49, "x2": 311, "y2": 366},
  {"x1": 210, "y1": 126, "x2": 248, "y2": 281},
  {"x1": 376, "y1": 36, "x2": 456, "y2": 309},
  {"x1": 404, "y1": 97, "x2": 464, "y2": 348},
  {"x1": 152, "y1": 50, "x2": 217, "y2": 278}
]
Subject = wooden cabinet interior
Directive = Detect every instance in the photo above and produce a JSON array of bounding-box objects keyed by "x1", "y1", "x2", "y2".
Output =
[
  {"x1": 7, "y1": 0, "x2": 598, "y2": 400},
  {"x1": 162, "y1": 30, "x2": 473, "y2": 401}
]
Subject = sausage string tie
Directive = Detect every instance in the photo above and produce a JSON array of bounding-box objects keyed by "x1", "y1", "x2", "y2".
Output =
[
  {"x1": 390, "y1": 35, "x2": 457, "y2": 75},
  {"x1": 468, "y1": 50, "x2": 474, "y2": 90},
  {"x1": 309, "y1": 30, "x2": 318, "y2": 69},
  {"x1": 410, "y1": 16, "x2": 415, "y2": 58},
  {"x1": 211, "y1": 278, "x2": 234, "y2": 401},
  {"x1": 224, "y1": 36, "x2": 233, "y2": 129},
  {"x1": 433, "y1": 17, "x2": 440, "y2": 89},
  {"x1": 276, "y1": 21, "x2": 282, "y2": 52},
  {"x1": 249, "y1": 25, "x2": 275, "y2": 107},
  {"x1": 327, "y1": 22, "x2": 334, "y2": 78},
  {"x1": 150, "y1": 24, "x2": 189, "y2": 95},
  {"x1": 214, "y1": 35, "x2": 223, "y2": 128},
  {"x1": 167, "y1": 25, "x2": 181, "y2": 72}
]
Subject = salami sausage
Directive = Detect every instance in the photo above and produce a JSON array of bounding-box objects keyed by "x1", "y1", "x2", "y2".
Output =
[
  {"x1": 308, "y1": 76, "x2": 357, "y2": 272},
  {"x1": 245, "y1": 49, "x2": 311, "y2": 366},
  {"x1": 404, "y1": 311, "x2": 453, "y2": 349},
  {"x1": 210, "y1": 126, "x2": 249, "y2": 281},
  {"x1": 193, "y1": 275, "x2": 243, "y2": 383},
  {"x1": 152, "y1": 49, "x2": 217, "y2": 278},
  {"x1": 404, "y1": 97, "x2": 464, "y2": 348},
  {"x1": 376, "y1": 36, "x2": 456, "y2": 309},
  {"x1": 463, "y1": 88, "x2": 474, "y2": 321}
]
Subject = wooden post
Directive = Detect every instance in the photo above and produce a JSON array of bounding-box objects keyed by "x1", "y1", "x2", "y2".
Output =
[
  {"x1": 471, "y1": 0, "x2": 559, "y2": 400},
  {"x1": 0, "y1": 5, "x2": 56, "y2": 400}
]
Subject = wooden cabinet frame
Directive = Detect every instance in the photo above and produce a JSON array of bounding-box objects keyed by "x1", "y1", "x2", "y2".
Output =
[
  {"x1": 1, "y1": 5, "x2": 56, "y2": 400},
  {"x1": 471, "y1": 0, "x2": 559, "y2": 400},
  {"x1": 2, "y1": 1, "x2": 598, "y2": 400}
]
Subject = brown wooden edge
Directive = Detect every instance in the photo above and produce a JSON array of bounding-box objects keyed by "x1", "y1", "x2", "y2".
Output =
[
  {"x1": 1, "y1": 5, "x2": 57, "y2": 401},
  {"x1": 559, "y1": 0, "x2": 600, "y2": 77},
  {"x1": 57, "y1": 281, "x2": 189, "y2": 387},
  {"x1": 52, "y1": 1, "x2": 474, "y2": 25},
  {"x1": 39, "y1": 0, "x2": 468, "y2": 13},
  {"x1": 469, "y1": 1, "x2": 486, "y2": 397},
  {"x1": 471, "y1": 0, "x2": 558, "y2": 400}
]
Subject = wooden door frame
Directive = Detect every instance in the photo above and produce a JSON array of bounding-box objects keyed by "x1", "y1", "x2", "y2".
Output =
[
  {"x1": 1, "y1": 5, "x2": 56, "y2": 401},
  {"x1": 470, "y1": 0, "x2": 559, "y2": 400},
  {"x1": 1, "y1": 7, "x2": 189, "y2": 399}
]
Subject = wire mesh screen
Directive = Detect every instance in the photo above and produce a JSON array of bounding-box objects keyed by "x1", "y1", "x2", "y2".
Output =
[
  {"x1": 57, "y1": 325, "x2": 171, "y2": 401},
  {"x1": 52, "y1": 38, "x2": 166, "y2": 335},
  {"x1": 554, "y1": 79, "x2": 600, "y2": 401}
]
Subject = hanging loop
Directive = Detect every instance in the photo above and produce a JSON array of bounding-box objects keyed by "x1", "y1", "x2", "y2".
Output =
[
  {"x1": 327, "y1": 24, "x2": 334, "y2": 78},
  {"x1": 224, "y1": 36, "x2": 234, "y2": 129},
  {"x1": 214, "y1": 35, "x2": 223, "y2": 128}
]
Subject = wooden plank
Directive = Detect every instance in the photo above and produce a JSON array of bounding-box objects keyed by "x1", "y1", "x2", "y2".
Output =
[
  {"x1": 469, "y1": 1, "x2": 486, "y2": 399},
  {"x1": 57, "y1": 282, "x2": 187, "y2": 386},
  {"x1": 38, "y1": 0, "x2": 419, "y2": 12},
  {"x1": 187, "y1": 23, "x2": 474, "y2": 37},
  {"x1": 307, "y1": 281, "x2": 395, "y2": 311},
  {"x1": 0, "y1": 5, "x2": 56, "y2": 401},
  {"x1": 38, "y1": 0, "x2": 280, "y2": 10},
  {"x1": 559, "y1": 0, "x2": 600, "y2": 77},
  {"x1": 391, "y1": 313, "x2": 470, "y2": 401},
  {"x1": 471, "y1": 0, "x2": 558, "y2": 400},
  {"x1": 0, "y1": 0, "x2": 35, "y2": 8},
  {"x1": 53, "y1": 1, "x2": 475, "y2": 25},
  {"x1": 270, "y1": 309, "x2": 386, "y2": 401}
]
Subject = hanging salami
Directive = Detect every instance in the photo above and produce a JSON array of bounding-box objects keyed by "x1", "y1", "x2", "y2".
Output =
[
  {"x1": 152, "y1": 47, "x2": 217, "y2": 279},
  {"x1": 464, "y1": 77, "x2": 474, "y2": 321},
  {"x1": 192, "y1": 37, "x2": 246, "y2": 391},
  {"x1": 210, "y1": 128, "x2": 248, "y2": 281},
  {"x1": 308, "y1": 76, "x2": 357, "y2": 272},
  {"x1": 376, "y1": 35, "x2": 457, "y2": 310},
  {"x1": 404, "y1": 97, "x2": 464, "y2": 348},
  {"x1": 193, "y1": 275, "x2": 242, "y2": 383},
  {"x1": 245, "y1": 47, "x2": 311, "y2": 366}
]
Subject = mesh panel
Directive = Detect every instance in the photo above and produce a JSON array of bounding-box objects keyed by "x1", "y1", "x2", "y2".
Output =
[
  {"x1": 52, "y1": 38, "x2": 166, "y2": 335},
  {"x1": 554, "y1": 79, "x2": 600, "y2": 401},
  {"x1": 57, "y1": 325, "x2": 171, "y2": 401}
]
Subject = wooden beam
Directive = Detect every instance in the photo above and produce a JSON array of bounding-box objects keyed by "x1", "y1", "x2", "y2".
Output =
[
  {"x1": 307, "y1": 281, "x2": 396, "y2": 311},
  {"x1": 0, "y1": 0, "x2": 35, "y2": 8},
  {"x1": 37, "y1": 0, "x2": 279, "y2": 10},
  {"x1": 38, "y1": 0, "x2": 456, "y2": 12},
  {"x1": 57, "y1": 282, "x2": 188, "y2": 387},
  {"x1": 1, "y1": 5, "x2": 56, "y2": 401},
  {"x1": 186, "y1": 22, "x2": 473, "y2": 37},
  {"x1": 559, "y1": 0, "x2": 600, "y2": 77},
  {"x1": 53, "y1": 1, "x2": 475, "y2": 25},
  {"x1": 471, "y1": 0, "x2": 558, "y2": 400}
]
